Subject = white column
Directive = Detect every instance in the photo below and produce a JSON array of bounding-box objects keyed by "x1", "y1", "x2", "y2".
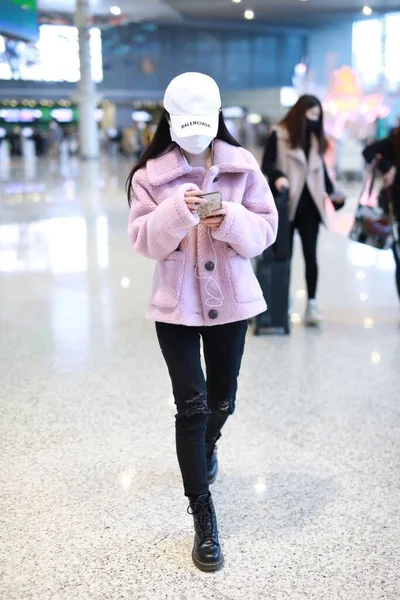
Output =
[
  {"x1": 75, "y1": 0, "x2": 99, "y2": 159},
  {"x1": 0, "y1": 138, "x2": 10, "y2": 181}
]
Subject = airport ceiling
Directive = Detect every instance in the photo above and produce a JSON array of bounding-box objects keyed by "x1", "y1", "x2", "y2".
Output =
[
  {"x1": 37, "y1": 0, "x2": 180, "y2": 22},
  {"x1": 166, "y1": 0, "x2": 399, "y2": 24},
  {"x1": 37, "y1": 0, "x2": 399, "y2": 25}
]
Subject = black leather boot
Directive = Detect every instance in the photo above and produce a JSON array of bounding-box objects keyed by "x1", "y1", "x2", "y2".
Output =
[
  {"x1": 206, "y1": 444, "x2": 218, "y2": 484},
  {"x1": 188, "y1": 493, "x2": 224, "y2": 572}
]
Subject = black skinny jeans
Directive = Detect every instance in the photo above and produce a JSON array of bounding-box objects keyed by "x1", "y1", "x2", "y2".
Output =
[
  {"x1": 290, "y1": 187, "x2": 321, "y2": 300},
  {"x1": 156, "y1": 320, "x2": 248, "y2": 498}
]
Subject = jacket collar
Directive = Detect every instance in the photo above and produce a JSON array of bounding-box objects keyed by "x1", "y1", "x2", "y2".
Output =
[
  {"x1": 146, "y1": 139, "x2": 258, "y2": 186},
  {"x1": 274, "y1": 124, "x2": 323, "y2": 170}
]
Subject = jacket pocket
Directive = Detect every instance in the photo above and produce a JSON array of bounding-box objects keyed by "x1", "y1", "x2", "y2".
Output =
[
  {"x1": 151, "y1": 251, "x2": 185, "y2": 309},
  {"x1": 227, "y1": 251, "x2": 263, "y2": 303}
]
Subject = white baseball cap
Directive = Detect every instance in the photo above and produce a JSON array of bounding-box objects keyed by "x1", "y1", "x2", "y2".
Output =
[{"x1": 164, "y1": 72, "x2": 221, "y2": 138}]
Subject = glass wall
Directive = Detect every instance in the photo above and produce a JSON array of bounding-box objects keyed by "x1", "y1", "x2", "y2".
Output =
[
  {"x1": 384, "y1": 14, "x2": 400, "y2": 91},
  {"x1": 101, "y1": 23, "x2": 307, "y2": 91},
  {"x1": 353, "y1": 13, "x2": 400, "y2": 90}
]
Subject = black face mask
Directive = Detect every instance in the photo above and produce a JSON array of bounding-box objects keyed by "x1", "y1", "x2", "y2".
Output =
[{"x1": 306, "y1": 118, "x2": 319, "y2": 132}]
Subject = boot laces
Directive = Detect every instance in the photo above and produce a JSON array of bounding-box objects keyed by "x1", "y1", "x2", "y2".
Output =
[{"x1": 187, "y1": 499, "x2": 214, "y2": 538}]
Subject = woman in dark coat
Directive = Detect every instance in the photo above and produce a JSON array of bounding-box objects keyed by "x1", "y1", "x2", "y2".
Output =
[
  {"x1": 363, "y1": 127, "x2": 400, "y2": 303},
  {"x1": 261, "y1": 95, "x2": 342, "y2": 326}
]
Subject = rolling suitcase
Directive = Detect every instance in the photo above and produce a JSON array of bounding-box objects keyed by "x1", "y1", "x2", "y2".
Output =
[
  {"x1": 254, "y1": 253, "x2": 291, "y2": 335},
  {"x1": 254, "y1": 189, "x2": 291, "y2": 335},
  {"x1": 268, "y1": 189, "x2": 291, "y2": 261}
]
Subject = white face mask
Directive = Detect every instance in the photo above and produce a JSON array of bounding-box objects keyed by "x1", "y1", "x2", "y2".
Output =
[{"x1": 170, "y1": 127, "x2": 214, "y2": 154}]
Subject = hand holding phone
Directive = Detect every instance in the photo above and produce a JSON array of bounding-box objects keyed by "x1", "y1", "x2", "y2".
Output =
[
  {"x1": 197, "y1": 192, "x2": 223, "y2": 219},
  {"x1": 184, "y1": 190, "x2": 207, "y2": 214},
  {"x1": 203, "y1": 208, "x2": 227, "y2": 229}
]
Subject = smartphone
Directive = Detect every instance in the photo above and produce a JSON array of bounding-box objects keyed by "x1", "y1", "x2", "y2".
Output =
[{"x1": 197, "y1": 192, "x2": 222, "y2": 219}]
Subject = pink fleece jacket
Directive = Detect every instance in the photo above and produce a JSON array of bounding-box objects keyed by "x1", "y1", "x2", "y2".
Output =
[{"x1": 128, "y1": 139, "x2": 278, "y2": 326}]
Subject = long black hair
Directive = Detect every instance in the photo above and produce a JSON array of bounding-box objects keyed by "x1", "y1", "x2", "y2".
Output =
[
  {"x1": 126, "y1": 109, "x2": 240, "y2": 206},
  {"x1": 280, "y1": 94, "x2": 327, "y2": 155}
]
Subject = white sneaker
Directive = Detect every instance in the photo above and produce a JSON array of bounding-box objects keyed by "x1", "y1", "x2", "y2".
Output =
[{"x1": 305, "y1": 300, "x2": 323, "y2": 327}]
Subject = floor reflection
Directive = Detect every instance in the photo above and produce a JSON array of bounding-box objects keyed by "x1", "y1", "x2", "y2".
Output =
[
  {"x1": 0, "y1": 153, "x2": 125, "y2": 208},
  {"x1": 51, "y1": 285, "x2": 90, "y2": 366},
  {"x1": 0, "y1": 215, "x2": 110, "y2": 273},
  {"x1": 347, "y1": 241, "x2": 395, "y2": 271}
]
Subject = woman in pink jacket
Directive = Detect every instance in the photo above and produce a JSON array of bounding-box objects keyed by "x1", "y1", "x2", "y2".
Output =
[{"x1": 127, "y1": 73, "x2": 278, "y2": 572}]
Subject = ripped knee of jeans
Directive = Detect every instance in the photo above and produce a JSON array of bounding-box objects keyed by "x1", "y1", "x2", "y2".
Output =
[
  {"x1": 177, "y1": 392, "x2": 211, "y2": 419},
  {"x1": 217, "y1": 397, "x2": 235, "y2": 416}
]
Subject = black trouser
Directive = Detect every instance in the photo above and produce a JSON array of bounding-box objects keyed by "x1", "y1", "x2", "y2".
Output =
[
  {"x1": 156, "y1": 320, "x2": 248, "y2": 498},
  {"x1": 290, "y1": 187, "x2": 321, "y2": 300},
  {"x1": 393, "y1": 223, "x2": 400, "y2": 302}
]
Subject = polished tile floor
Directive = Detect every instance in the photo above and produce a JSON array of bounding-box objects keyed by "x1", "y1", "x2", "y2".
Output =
[{"x1": 0, "y1": 153, "x2": 399, "y2": 600}]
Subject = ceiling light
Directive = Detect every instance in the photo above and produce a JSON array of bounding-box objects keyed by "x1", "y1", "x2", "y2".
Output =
[
  {"x1": 232, "y1": 0, "x2": 241, "y2": 3},
  {"x1": 244, "y1": 9, "x2": 255, "y2": 19},
  {"x1": 362, "y1": 6, "x2": 373, "y2": 15},
  {"x1": 110, "y1": 5, "x2": 121, "y2": 15}
]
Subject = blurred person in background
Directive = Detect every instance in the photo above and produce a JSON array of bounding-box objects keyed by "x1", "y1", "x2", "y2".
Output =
[
  {"x1": 107, "y1": 127, "x2": 123, "y2": 157},
  {"x1": 262, "y1": 95, "x2": 344, "y2": 326},
  {"x1": 126, "y1": 72, "x2": 277, "y2": 572},
  {"x1": 141, "y1": 123, "x2": 154, "y2": 148},
  {"x1": 256, "y1": 117, "x2": 271, "y2": 148},
  {"x1": 48, "y1": 120, "x2": 63, "y2": 157},
  {"x1": 32, "y1": 128, "x2": 46, "y2": 156},
  {"x1": 9, "y1": 126, "x2": 22, "y2": 156},
  {"x1": 121, "y1": 125, "x2": 140, "y2": 158},
  {"x1": 363, "y1": 127, "x2": 400, "y2": 305},
  {"x1": 66, "y1": 126, "x2": 79, "y2": 155}
]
